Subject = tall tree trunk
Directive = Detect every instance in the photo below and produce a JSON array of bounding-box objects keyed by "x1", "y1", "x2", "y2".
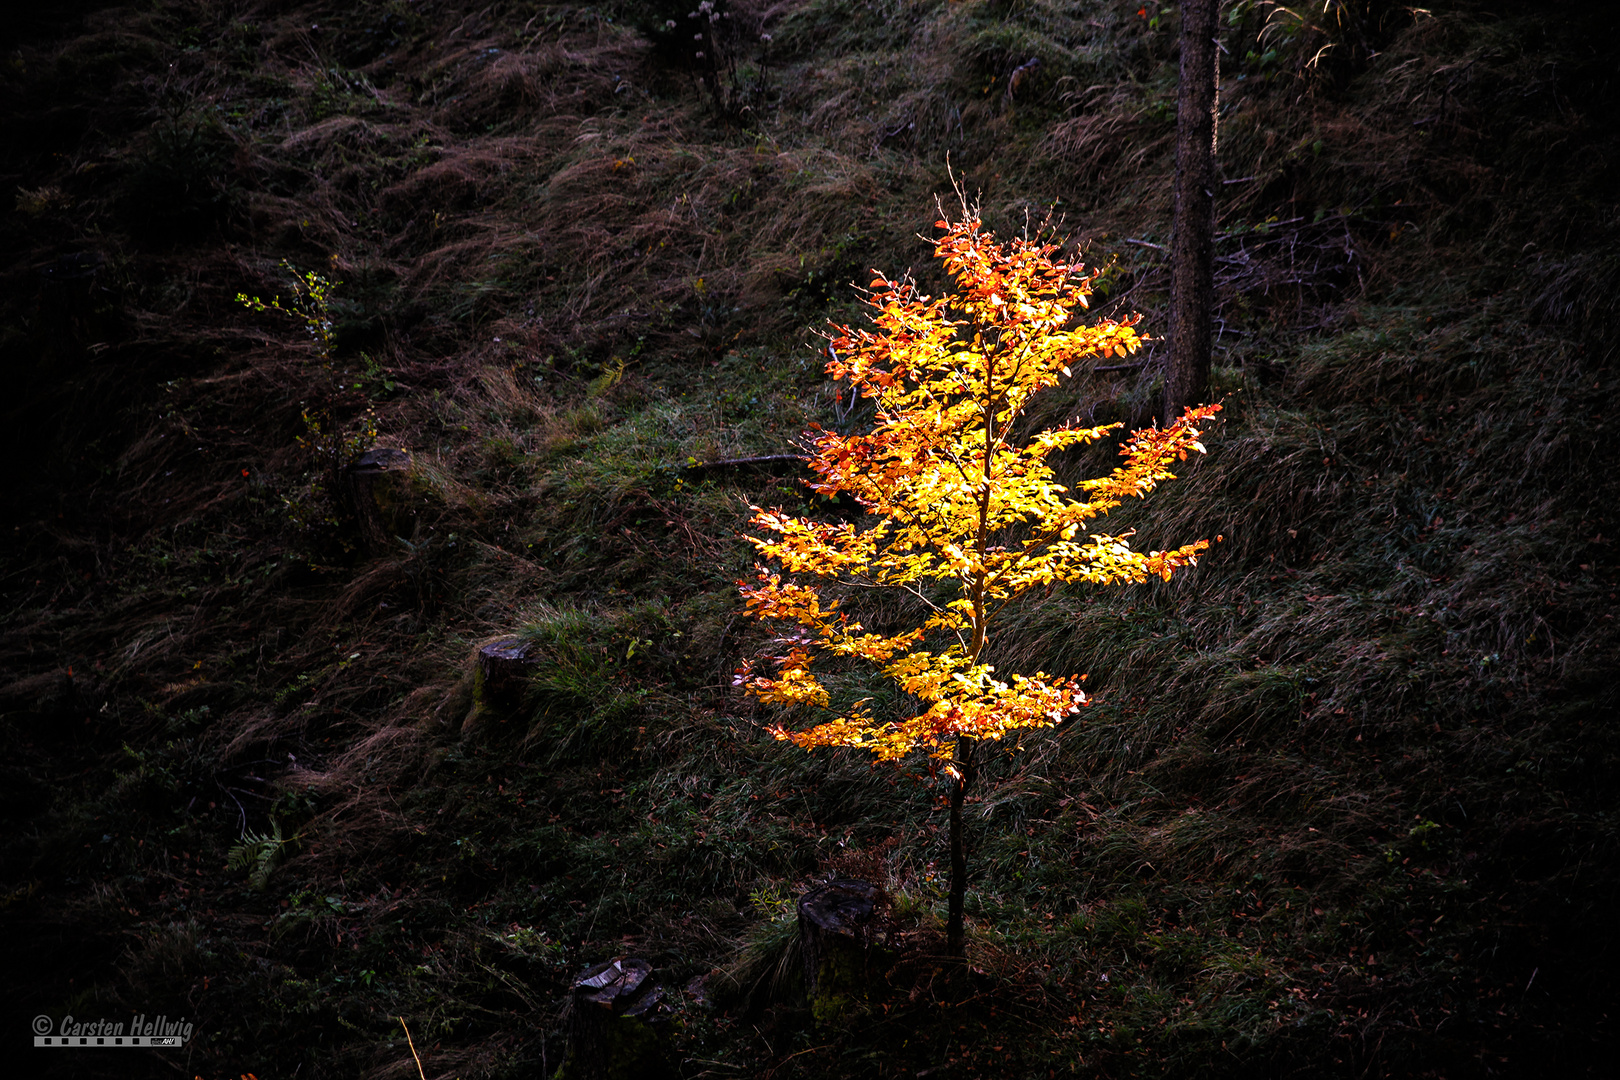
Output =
[
  {"x1": 945, "y1": 735, "x2": 977, "y2": 958},
  {"x1": 1166, "y1": 0, "x2": 1219, "y2": 422}
]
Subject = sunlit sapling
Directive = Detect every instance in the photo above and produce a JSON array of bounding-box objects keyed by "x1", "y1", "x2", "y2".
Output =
[
  {"x1": 735, "y1": 211, "x2": 1221, "y2": 958},
  {"x1": 237, "y1": 259, "x2": 339, "y2": 361},
  {"x1": 238, "y1": 261, "x2": 379, "y2": 535}
]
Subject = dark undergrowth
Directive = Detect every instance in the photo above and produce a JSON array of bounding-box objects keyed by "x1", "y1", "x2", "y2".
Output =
[{"x1": 1, "y1": 1, "x2": 1616, "y2": 1078}]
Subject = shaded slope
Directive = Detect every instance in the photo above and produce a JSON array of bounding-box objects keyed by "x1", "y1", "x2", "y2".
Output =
[{"x1": 0, "y1": 2, "x2": 1615, "y2": 1077}]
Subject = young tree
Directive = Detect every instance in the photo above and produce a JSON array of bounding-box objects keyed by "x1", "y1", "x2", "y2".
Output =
[{"x1": 736, "y1": 211, "x2": 1220, "y2": 958}]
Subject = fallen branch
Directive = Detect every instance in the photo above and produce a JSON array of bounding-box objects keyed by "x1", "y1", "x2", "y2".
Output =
[
  {"x1": 681, "y1": 453, "x2": 809, "y2": 477},
  {"x1": 687, "y1": 453, "x2": 807, "y2": 470}
]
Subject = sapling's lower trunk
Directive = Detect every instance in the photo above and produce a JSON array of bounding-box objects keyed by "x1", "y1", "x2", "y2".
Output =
[{"x1": 946, "y1": 735, "x2": 978, "y2": 959}]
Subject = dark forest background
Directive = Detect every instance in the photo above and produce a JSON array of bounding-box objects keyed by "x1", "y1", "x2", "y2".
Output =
[{"x1": 1, "y1": 1, "x2": 1616, "y2": 1077}]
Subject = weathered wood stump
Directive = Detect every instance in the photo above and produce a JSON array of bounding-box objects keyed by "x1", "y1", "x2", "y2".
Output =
[
  {"x1": 462, "y1": 637, "x2": 538, "y2": 734},
  {"x1": 343, "y1": 447, "x2": 413, "y2": 553},
  {"x1": 798, "y1": 879, "x2": 892, "y2": 1025},
  {"x1": 558, "y1": 957, "x2": 670, "y2": 1080},
  {"x1": 476, "y1": 637, "x2": 537, "y2": 702}
]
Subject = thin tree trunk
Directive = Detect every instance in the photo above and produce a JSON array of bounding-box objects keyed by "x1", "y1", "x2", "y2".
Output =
[
  {"x1": 1166, "y1": 0, "x2": 1219, "y2": 422},
  {"x1": 946, "y1": 735, "x2": 977, "y2": 958}
]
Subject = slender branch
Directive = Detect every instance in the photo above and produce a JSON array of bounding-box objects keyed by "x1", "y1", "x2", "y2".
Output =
[
  {"x1": 837, "y1": 573, "x2": 946, "y2": 617},
  {"x1": 397, "y1": 1018, "x2": 427, "y2": 1080},
  {"x1": 686, "y1": 453, "x2": 807, "y2": 471}
]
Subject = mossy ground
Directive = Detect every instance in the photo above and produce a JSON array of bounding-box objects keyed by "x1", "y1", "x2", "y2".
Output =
[{"x1": 1, "y1": 1, "x2": 1616, "y2": 1077}]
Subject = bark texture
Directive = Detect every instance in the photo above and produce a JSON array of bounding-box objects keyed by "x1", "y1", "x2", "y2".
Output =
[
  {"x1": 946, "y1": 737, "x2": 978, "y2": 958},
  {"x1": 466, "y1": 637, "x2": 539, "y2": 734},
  {"x1": 343, "y1": 446, "x2": 414, "y2": 554},
  {"x1": 1166, "y1": 0, "x2": 1219, "y2": 421},
  {"x1": 561, "y1": 957, "x2": 670, "y2": 1080},
  {"x1": 798, "y1": 879, "x2": 892, "y2": 1024}
]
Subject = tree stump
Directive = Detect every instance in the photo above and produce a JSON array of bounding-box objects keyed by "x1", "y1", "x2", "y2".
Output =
[
  {"x1": 558, "y1": 957, "x2": 670, "y2": 1080},
  {"x1": 343, "y1": 447, "x2": 413, "y2": 554},
  {"x1": 464, "y1": 637, "x2": 538, "y2": 734},
  {"x1": 798, "y1": 879, "x2": 892, "y2": 1025}
]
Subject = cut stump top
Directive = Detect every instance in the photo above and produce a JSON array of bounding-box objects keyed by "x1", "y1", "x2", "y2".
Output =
[
  {"x1": 798, "y1": 879, "x2": 890, "y2": 937},
  {"x1": 480, "y1": 638, "x2": 536, "y2": 665},
  {"x1": 572, "y1": 957, "x2": 663, "y2": 1017},
  {"x1": 347, "y1": 447, "x2": 411, "y2": 474}
]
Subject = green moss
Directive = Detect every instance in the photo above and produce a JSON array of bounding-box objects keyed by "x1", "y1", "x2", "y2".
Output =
[
  {"x1": 556, "y1": 1012, "x2": 671, "y2": 1080},
  {"x1": 808, "y1": 939, "x2": 896, "y2": 1027}
]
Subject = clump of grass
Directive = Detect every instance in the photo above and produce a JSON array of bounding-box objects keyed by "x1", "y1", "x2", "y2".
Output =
[
  {"x1": 706, "y1": 898, "x2": 805, "y2": 1014},
  {"x1": 120, "y1": 111, "x2": 239, "y2": 243}
]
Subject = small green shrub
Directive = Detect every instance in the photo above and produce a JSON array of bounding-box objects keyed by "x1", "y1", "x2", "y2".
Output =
[{"x1": 238, "y1": 263, "x2": 379, "y2": 540}]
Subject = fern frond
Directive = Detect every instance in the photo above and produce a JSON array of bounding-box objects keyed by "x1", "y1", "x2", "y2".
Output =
[{"x1": 226, "y1": 818, "x2": 293, "y2": 890}]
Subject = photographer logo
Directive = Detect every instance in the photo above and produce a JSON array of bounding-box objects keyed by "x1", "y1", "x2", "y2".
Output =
[{"x1": 33, "y1": 1014, "x2": 192, "y2": 1048}]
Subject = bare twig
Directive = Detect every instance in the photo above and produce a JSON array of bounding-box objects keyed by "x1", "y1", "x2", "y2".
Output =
[{"x1": 216, "y1": 780, "x2": 248, "y2": 835}]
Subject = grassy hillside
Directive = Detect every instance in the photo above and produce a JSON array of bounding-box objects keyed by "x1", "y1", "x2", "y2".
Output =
[{"x1": 2, "y1": 1, "x2": 1616, "y2": 1077}]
